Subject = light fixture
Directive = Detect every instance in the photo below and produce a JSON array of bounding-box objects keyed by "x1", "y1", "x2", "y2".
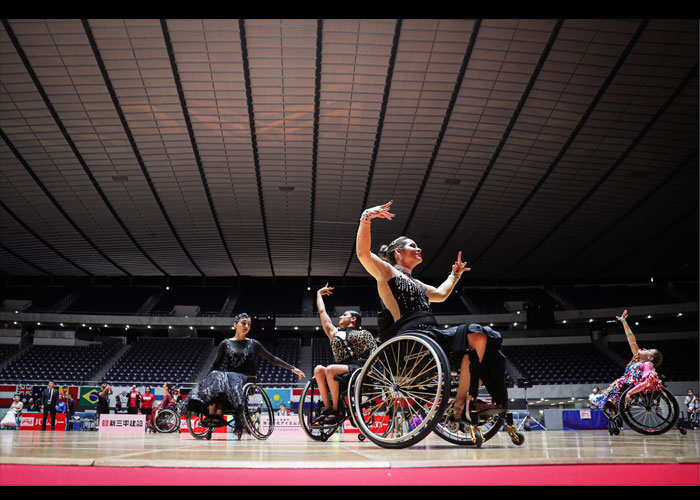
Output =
[{"x1": 513, "y1": 322, "x2": 518, "y2": 326}]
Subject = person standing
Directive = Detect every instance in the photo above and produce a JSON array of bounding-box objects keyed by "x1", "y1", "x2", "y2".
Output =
[
  {"x1": 97, "y1": 381, "x2": 112, "y2": 418},
  {"x1": 41, "y1": 381, "x2": 59, "y2": 431},
  {"x1": 141, "y1": 387, "x2": 156, "y2": 429},
  {"x1": 126, "y1": 385, "x2": 141, "y2": 415}
]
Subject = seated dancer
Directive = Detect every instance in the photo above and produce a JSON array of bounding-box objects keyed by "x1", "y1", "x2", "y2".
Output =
[
  {"x1": 313, "y1": 283, "x2": 377, "y2": 425},
  {"x1": 187, "y1": 313, "x2": 305, "y2": 438},
  {"x1": 591, "y1": 310, "x2": 663, "y2": 410},
  {"x1": 355, "y1": 200, "x2": 508, "y2": 421}
]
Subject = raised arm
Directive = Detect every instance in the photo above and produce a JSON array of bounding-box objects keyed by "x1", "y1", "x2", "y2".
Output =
[
  {"x1": 421, "y1": 251, "x2": 471, "y2": 302},
  {"x1": 316, "y1": 284, "x2": 338, "y2": 339},
  {"x1": 617, "y1": 310, "x2": 639, "y2": 356},
  {"x1": 356, "y1": 201, "x2": 396, "y2": 280}
]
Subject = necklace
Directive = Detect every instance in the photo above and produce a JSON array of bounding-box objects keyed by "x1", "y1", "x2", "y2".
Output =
[{"x1": 394, "y1": 264, "x2": 412, "y2": 277}]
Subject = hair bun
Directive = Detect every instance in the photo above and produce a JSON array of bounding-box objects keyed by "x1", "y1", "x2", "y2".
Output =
[{"x1": 378, "y1": 244, "x2": 390, "y2": 262}]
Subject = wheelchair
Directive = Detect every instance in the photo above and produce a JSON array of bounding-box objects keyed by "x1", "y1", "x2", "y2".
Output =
[
  {"x1": 351, "y1": 329, "x2": 525, "y2": 449},
  {"x1": 150, "y1": 403, "x2": 183, "y2": 433},
  {"x1": 603, "y1": 384, "x2": 684, "y2": 436},
  {"x1": 185, "y1": 378, "x2": 275, "y2": 440},
  {"x1": 298, "y1": 368, "x2": 369, "y2": 442}
]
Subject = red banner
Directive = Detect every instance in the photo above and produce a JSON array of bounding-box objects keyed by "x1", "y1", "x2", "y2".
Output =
[{"x1": 19, "y1": 412, "x2": 66, "y2": 431}]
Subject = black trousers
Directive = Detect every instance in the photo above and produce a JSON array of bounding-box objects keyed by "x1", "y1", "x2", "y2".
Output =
[{"x1": 42, "y1": 406, "x2": 56, "y2": 430}]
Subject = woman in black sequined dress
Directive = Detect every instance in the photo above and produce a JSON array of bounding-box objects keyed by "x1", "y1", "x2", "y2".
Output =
[
  {"x1": 355, "y1": 201, "x2": 507, "y2": 421},
  {"x1": 187, "y1": 313, "x2": 305, "y2": 432},
  {"x1": 313, "y1": 283, "x2": 377, "y2": 425}
]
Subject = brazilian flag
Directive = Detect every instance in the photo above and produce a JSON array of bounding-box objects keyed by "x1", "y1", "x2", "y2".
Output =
[{"x1": 79, "y1": 387, "x2": 100, "y2": 407}]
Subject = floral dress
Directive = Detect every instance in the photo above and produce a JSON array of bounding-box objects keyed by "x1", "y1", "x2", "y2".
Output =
[{"x1": 593, "y1": 353, "x2": 663, "y2": 409}]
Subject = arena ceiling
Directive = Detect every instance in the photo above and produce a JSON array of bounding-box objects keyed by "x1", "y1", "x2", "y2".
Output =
[{"x1": 0, "y1": 19, "x2": 697, "y2": 283}]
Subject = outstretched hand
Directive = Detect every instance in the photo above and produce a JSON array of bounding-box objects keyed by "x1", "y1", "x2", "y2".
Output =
[
  {"x1": 292, "y1": 368, "x2": 305, "y2": 380},
  {"x1": 451, "y1": 251, "x2": 472, "y2": 276},
  {"x1": 616, "y1": 310, "x2": 628, "y2": 322},
  {"x1": 318, "y1": 283, "x2": 334, "y2": 296},
  {"x1": 361, "y1": 200, "x2": 395, "y2": 223}
]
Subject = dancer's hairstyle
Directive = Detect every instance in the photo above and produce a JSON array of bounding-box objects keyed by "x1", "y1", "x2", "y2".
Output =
[
  {"x1": 649, "y1": 349, "x2": 663, "y2": 367},
  {"x1": 346, "y1": 310, "x2": 362, "y2": 329},
  {"x1": 233, "y1": 312, "x2": 251, "y2": 324},
  {"x1": 378, "y1": 236, "x2": 411, "y2": 265}
]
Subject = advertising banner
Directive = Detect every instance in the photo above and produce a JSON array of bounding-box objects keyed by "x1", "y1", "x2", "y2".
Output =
[
  {"x1": 98, "y1": 413, "x2": 147, "y2": 433},
  {"x1": 20, "y1": 412, "x2": 66, "y2": 431}
]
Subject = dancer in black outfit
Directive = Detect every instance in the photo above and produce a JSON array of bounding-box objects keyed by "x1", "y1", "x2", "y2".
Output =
[
  {"x1": 313, "y1": 283, "x2": 377, "y2": 425},
  {"x1": 187, "y1": 313, "x2": 305, "y2": 438},
  {"x1": 355, "y1": 201, "x2": 508, "y2": 421}
]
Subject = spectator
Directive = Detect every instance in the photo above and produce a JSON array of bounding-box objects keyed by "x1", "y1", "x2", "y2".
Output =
[
  {"x1": 685, "y1": 389, "x2": 698, "y2": 428},
  {"x1": 97, "y1": 381, "x2": 112, "y2": 418},
  {"x1": 1, "y1": 394, "x2": 23, "y2": 430},
  {"x1": 66, "y1": 393, "x2": 75, "y2": 431},
  {"x1": 141, "y1": 387, "x2": 156, "y2": 429},
  {"x1": 126, "y1": 385, "x2": 141, "y2": 415},
  {"x1": 41, "y1": 381, "x2": 59, "y2": 431},
  {"x1": 56, "y1": 395, "x2": 67, "y2": 414},
  {"x1": 588, "y1": 387, "x2": 600, "y2": 408},
  {"x1": 278, "y1": 404, "x2": 290, "y2": 416},
  {"x1": 26, "y1": 398, "x2": 38, "y2": 412}
]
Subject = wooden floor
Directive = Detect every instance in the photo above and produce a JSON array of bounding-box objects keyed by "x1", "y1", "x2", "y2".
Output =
[{"x1": 2, "y1": 428, "x2": 698, "y2": 470}]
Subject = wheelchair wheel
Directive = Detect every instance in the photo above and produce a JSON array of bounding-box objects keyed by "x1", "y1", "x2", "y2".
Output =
[
  {"x1": 353, "y1": 333, "x2": 451, "y2": 449},
  {"x1": 299, "y1": 379, "x2": 339, "y2": 442},
  {"x1": 434, "y1": 397, "x2": 504, "y2": 446},
  {"x1": 153, "y1": 408, "x2": 180, "y2": 433},
  {"x1": 242, "y1": 383, "x2": 274, "y2": 440},
  {"x1": 186, "y1": 410, "x2": 213, "y2": 440},
  {"x1": 620, "y1": 386, "x2": 679, "y2": 435}
]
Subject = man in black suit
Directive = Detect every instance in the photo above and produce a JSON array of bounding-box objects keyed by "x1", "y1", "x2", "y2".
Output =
[{"x1": 41, "y1": 381, "x2": 59, "y2": 431}]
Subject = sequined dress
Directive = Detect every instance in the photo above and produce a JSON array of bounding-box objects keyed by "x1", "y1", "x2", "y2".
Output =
[
  {"x1": 592, "y1": 353, "x2": 663, "y2": 409},
  {"x1": 187, "y1": 338, "x2": 294, "y2": 413},
  {"x1": 378, "y1": 270, "x2": 508, "y2": 406}
]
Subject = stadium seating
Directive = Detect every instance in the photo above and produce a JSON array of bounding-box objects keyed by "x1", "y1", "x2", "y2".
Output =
[
  {"x1": 502, "y1": 343, "x2": 622, "y2": 385},
  {"x1": 104, "y1": 337, "x2": 212, "y2": 385},
  {"x1": 0, "y1": 341, "x2": 122, "y2": 385}
]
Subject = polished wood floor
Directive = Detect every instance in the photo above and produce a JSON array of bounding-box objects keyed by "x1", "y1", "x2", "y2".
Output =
[{"x1": 1, "y1": 428, "x2": 698, "y2": 470}]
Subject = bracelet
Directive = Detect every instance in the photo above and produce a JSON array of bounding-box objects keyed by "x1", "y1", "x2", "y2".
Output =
[{"x1": 450, "y1": 272, "x2": 462, "y2": 278}]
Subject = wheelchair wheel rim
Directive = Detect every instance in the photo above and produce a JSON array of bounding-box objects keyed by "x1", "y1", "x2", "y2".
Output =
[
  {"x1": 242, "y1": 383, "x2": 274, "y2": 439},
  {"x1": 620, "y1": 388, "x2": 679, "y2": 434},
  {"x1": 434, "y1": 396, "x2": 503, "y2": 445},
  {"x1": 353, "y1": 334, "x2": 449, "y2": 447}
]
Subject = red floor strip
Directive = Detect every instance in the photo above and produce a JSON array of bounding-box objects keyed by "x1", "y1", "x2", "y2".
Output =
[{"x1": 1, "y1": 464, "x2": 698, "y2": 486}]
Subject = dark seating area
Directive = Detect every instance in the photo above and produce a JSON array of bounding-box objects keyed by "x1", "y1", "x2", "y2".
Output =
[
  {"x1": 255, "y1": 338, "x2": 300, "y2": 385},
  {"x1": 311, "y1": 338, "x2": 334, "y2": 370},
  {"x1": 0, "y1": 341, "x2": 122, "y2": 384},
  {"x1": 502, "y1": 343, "x2": 622, "y2": 385},
  {"x1": 608, "y1": 338, "x2": 699, "y2": 382},
  {"x1": 554, "y1": 284, "x2": 678, "y2": 310},
  {"x1": 462, "y1": 287, "x2": 556, "y2": 314},
  {"x1": 65, "y1": 287, "x2": 158, "y2": 314},
  {"x1": 105, "y1": 337, "x2": 213, "y2": 384},
  {"x1": 0, "y1": 344, "x2": 20, "y2": 363}
]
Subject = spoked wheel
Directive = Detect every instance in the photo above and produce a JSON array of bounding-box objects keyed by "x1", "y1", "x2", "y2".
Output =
[
  {"x1": 242, "y1": 383, "x2": 274, "y2": 440},
  {"x1": 153, "y1": 408, "x2": 180, "y2": 433},
  {"x1": 353, "y1": 333, "x2": 451, "y2": 449},
  {"x1": 299, "y1": 379, "x2": 339, "y2": 442},
  {"x1": 620, "y1": 387, "x2": 679, "y2": 435},
  {"x1": 186, "y1": 410, "x2": 213, "y2": 440}
]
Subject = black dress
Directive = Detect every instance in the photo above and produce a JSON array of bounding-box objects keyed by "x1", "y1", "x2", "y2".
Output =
[
  {"x1": 377, "y1": 271, "x2": 508, "y2": 407},
  {"x1": 187, "y1": 338, "x2": 295, "y2": 413}
]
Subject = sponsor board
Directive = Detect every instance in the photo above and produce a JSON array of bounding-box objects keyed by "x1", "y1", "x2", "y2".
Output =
[
  {"x1": 20, "y1": 412, "x2": 66, "y2": 431},
  {"x1": 99, "y1": 414, "x2": 146, "y2": 433}
]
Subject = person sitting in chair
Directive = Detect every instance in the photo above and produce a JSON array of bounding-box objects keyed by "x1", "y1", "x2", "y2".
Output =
[{"x1": 313, "y1": 283, "x2": 377, "y2": 425}]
